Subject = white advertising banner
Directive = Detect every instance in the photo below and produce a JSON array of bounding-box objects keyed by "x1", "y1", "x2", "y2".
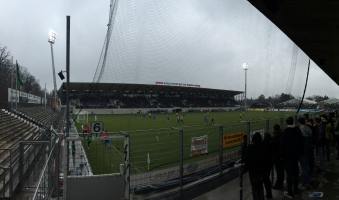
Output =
[
  {"x1": 19, "y1": 91, "x2": 28, "y2": 103},
  {"x1": 8, "y1": 88, "x2": 45, "y2": 104},
  {"x1": 190, "y1": 135, "x2": 208, "y2": 157},
  {"x1": 8, "y1": 88, "x2": 19, "y2": 103}
]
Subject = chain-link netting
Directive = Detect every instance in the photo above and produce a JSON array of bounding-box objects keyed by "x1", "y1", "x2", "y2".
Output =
[{"x1": 76, "y1": 132, "x2": 125, "y2": 175}]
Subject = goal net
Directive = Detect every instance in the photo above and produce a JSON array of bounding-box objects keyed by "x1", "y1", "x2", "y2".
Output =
[{"x1": 77, "y1": 111, "x2": 88, "y2": 123}]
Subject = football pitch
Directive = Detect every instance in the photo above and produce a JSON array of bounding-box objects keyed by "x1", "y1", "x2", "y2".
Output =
[{"x1": 73, "y1": 110, "x2": 296, "y2": 175}]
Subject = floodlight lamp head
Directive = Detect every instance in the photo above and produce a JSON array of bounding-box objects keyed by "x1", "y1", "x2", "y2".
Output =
[
  {"x1": 242, "y1": 63, "x2": 249, "y2": 70},
  {"x1": 48, "y1": 30, "x2": 57, "y2": 44},
  {"x1": 58, "y1": 71, "x2": 65, "y2": 80}
]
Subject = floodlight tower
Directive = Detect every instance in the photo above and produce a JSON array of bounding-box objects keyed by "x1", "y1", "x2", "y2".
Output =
[
  {"x1": 242, "y1": 63, "x2": 249, "y2": 109},
  {"x1": 48, "y1": 30, "x2": 58, "y2": 107}
]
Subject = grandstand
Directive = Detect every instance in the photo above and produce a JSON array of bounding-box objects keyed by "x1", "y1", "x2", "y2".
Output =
[
  {"x1": 0, "y1": 109, "x2": 40, "y2": 149},
  {"x1": 277, "y1": 98, "x2": 318, "y2": 110},
  {"x1": 58, "y1": 82, "x2": 242, "y2": 111},
  {"x1": 0, "y1": 106, "x2": 64, "y2": 199}
]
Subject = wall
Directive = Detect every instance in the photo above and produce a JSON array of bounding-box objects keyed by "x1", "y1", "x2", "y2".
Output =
[
  {"x1": 130, "y1": 149, "x2": 241, "y2": 188},
  {"x1": 66, "y1": 174, "x2": 125, "y2": 200}
]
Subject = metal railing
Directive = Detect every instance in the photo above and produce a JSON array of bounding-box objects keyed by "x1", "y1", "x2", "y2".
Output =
[{"x1": 0, "y1": 104, "x2": 65, "y2": 199}]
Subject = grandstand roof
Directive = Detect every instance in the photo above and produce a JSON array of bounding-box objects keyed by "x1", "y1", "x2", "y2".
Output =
[
  {"x1": 322, "y1": 98, "x2": 339, "y2": 104},
  {"x1": 59, "y1": 82, "x2": 243, "y2": 96},
  {"x1": 281, "y1": 98, "x2": 317, "y2": 105}
]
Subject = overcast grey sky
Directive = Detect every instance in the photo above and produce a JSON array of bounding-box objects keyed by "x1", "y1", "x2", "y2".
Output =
[{"x1": 1, "y1": 0, "x2": 338, "y2": 99}]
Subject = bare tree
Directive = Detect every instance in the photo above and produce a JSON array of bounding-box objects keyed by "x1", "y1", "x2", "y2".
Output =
[
  {"x1": 0, "y1": 45, "x2": 12, "y2": 102},
  {"x1": 0, "y1": 45, "x2": 10, "y2": 68},
  {"x1": 0, "y1": 44, "x2": 46, "y2": 104}
]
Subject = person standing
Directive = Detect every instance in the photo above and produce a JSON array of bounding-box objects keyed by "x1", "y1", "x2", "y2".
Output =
[
  {"x1": 334, "y1": 113, "x2": 339, "y2": 160},
  {"x1": 280, "y1": 116, "x2": 303, "y2": 198},
  {"x1": 244, "y1": 132, "x2": 265, "y2": 200},
  {"x1": 87, "y1": 132, "x2": 92, "y2": 149},
  {"x1": 271, "y1": 124, "x2": 284, "y2": 189},
  {"x1": 83, "y1": 124, "x2": 89, "y2": 137},
  {"x1": 103, "y1": 130, "x2": 109, "y2": 147},
  {"x1": 303, "y1": 113, "x2": 316, "y2": 175},
  {"x1": 180, "y1": 115, "x2": 184, "y2": 124},
  {"x1": 314, "y1": 117, "x2": 325, "y2": 173},
  {"x1": 263, "y1": 133, "x2": 273, "y2": 199},
  {"x1": 298, "y1": 117, "x2": 312, "y2": 189},
  {"x1": 204, "y1": 113, "x2": 208, "y2": 123},
  {"x1": 321, "y1": 114, "x2": 332, "y2": 161}
]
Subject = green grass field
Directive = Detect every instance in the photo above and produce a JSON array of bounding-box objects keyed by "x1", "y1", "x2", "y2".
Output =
[{"x1": 73, "y1": 110, "x2": 298, "y2": 174}]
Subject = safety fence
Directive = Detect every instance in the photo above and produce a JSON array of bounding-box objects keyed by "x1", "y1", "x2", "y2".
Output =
[
  {"x1": 0, "y1": 129, "x2": 58, "y2": 199},
  {"x1": 31, "y1": 138, "x2": 63, "y2": 200},
  {"x1": 128, "y1": 112, "x2": 323, "y2": 198}
]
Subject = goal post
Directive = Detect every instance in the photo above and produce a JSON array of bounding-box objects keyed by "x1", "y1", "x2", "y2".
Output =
[{"x1": 77, "y1": 111, "x2": 88, "y2": 123}]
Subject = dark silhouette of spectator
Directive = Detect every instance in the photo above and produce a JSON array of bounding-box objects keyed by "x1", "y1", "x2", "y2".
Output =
[
  {"x1": 263, "y1": 132, "x2": 273, "y2": 199},
  {"x1": 245, "y1": 132, "x2": 265, "y2": 200},
  {"x1": 314, "y1": 117, "x2": 325, "y2": 173},
  {"x1": 280, "y1": 116, "x2": 303, "y2": 198},
  {"x1": 335, "y1": 112, "x2": 339, "y2": 160},
  {"x1": 303, "y1": 113, "x2": 316, "y2": 175},
  {"x1": 329, "y1": 112, "x2": 336, "y2": 145},
  {"x1": 321, "y1": 114, "x2": 332, "y2": 161},
  {"x1": 297, "y1": 117, "x2": 312, "y2": 189},
  {"x1": 271, "y1": 124, "x2": 284, "y2": 189}
]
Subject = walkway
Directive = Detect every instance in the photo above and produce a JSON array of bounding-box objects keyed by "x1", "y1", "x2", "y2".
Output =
[{"x1": 194, "y1": 148, "x2": 339, "y2": 200}]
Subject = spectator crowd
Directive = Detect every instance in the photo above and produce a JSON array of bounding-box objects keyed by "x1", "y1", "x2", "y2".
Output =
[{"x1": 242, "y1": 111, "x2": 339, "y2": 200}]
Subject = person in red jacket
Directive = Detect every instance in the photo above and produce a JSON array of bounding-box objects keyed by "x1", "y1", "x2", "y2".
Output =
[{"x1": 83, "y1": 124, "x2": 89, "y2": 137}]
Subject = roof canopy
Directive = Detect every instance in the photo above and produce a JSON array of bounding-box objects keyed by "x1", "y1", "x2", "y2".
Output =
[
  {"x1": 59, "y1": 82, "x2": 243, "y2": 96},
  {"x1": 281, "y1": 98, "x2": 317, "y2": 105},
  {"x1": 248, "y1": 0, "x2": 339, "y2": 86},
  {"x1": 322, "y1": 98, "x2": 339, "y2": 104}
]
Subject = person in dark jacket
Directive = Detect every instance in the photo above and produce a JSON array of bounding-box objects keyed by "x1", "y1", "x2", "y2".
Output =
[
  {"x1": 271, "y1": 124, "x2": 284, "y2": 189},
  {"x1": 314, "y1": 117, "x2": 325, "y2": 173},
  {"x1": 303, "y1": 114, "x2": 316, "y2": 175},
  {"x1": 298, "y1": 117, "x2": 312, "y2": 189},
  {"x1": 280, "y1": 116, "x2": 303, "y2": 198},
  {"x1": 334, "y1": 113, "x2": 339, "y2": 160},
  {"x1": 263, "y1": 133, "x2": 273, "y2": 199},
  {"x1": 245, "y1": 132, "x2": 265, "y2": 200},
  {"x1": 321, "y1": 114, "x2": 332, "y2": 161}
]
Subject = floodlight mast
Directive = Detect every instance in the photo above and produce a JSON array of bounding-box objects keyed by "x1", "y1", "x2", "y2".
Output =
[
  {"x1": 48, "y1": 30, "x2": 58, "y2": 108},
  {"x1": 242, "y1": 63, "x2": 249, "y2": 109}
]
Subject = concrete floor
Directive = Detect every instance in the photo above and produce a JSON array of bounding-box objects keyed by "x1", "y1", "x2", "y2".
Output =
[{"x1": 194, "y1": 152, "x2": 339, "y2": 200}]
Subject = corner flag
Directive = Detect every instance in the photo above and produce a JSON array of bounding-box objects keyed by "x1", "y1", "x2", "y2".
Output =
[{"x1": 16, "y1": 61, "x2": 22, "y2": 86}]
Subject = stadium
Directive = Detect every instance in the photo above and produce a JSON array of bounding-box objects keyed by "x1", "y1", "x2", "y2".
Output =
[{"x1": 1, "y1": 1, "x2": 339, "y2": 200}]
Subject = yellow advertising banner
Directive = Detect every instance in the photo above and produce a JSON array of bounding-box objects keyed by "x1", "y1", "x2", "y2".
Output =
[{"x1": 222, "y1": 131, "x2": 244, "y2": 148}]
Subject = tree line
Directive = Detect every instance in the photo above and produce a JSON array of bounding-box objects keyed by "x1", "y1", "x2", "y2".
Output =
[
  {"x1": 0, "y1": 44, "x2": 51, "y2": 103},
  {"x1": 249, "y1": 93, "x2": 330, "y2": 107}
]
